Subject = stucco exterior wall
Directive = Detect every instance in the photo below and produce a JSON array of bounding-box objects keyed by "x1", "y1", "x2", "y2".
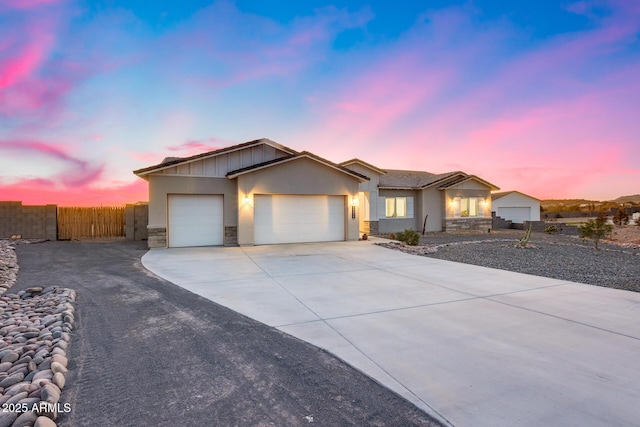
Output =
[
  {"x1": 420, "y1": 187, "x2": 444, "y2": 232},
  {"x1": 349, "y1": 166, "x2": 379, "y2": 216},
  {"x1": 378, "y1": 189, "x2": 420, "y2": 234},
  {"x1": 443, "y1": 188, "x2": 492, "y2": 219},
  {"x1": 146, "y1": 174, "x2": 238, "y2": 247},
  {"x1": 343, "y1": 163, "x2": 381, "y2": 232},
  {"x1": 236, "y1": 157, "x2": 361, "y2": 245}
]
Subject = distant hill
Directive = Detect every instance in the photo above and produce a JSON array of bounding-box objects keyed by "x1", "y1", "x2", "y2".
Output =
[
  {"x1": 541, "y1": 199, "x2": 595, "y2": 207},
  {"x1": 613, "y1": 194, "x2": 640, "y2": 204},
  {"x1": 541, "y1": 195, "x2": 639, "y2": 212}
]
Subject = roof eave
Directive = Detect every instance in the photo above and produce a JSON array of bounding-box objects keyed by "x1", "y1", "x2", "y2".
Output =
[
  {"x1": 419, "y1": 172, "x2": 467, "y2": 190},
  {"x1": 227, "y1": 153, "x2": 370, "y2": 182},
  {"x1": 378, "y1": 186, "x2": 420, "y2": 191},
  {"x1": 340, "y1": 159, "x2": 388, "y2": 175},
  {"x1": 133, "y1": 138, "x2": 298, "y2": 177},
  {"x1": 492, "y1": 190, "x2": 540, "y2": 201},
  {"x1": 437, "y1": 175, "x2": 500, "y2": 191}
]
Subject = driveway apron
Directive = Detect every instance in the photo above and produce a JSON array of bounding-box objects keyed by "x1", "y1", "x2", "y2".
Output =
[{"x1": 143, "y1": 239, "x2": 640, "y2": 427}]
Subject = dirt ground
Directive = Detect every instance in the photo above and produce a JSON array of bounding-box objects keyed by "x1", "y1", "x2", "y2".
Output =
[{"x1": 608, "y1": 225, "x2": 640, "y2": 245}]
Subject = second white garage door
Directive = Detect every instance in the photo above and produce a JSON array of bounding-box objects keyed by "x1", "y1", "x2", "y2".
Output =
[
  {"x1": 254, "y1": 195, "x2": 345, "y2": 244},
  {"x1": 497, "y1": 207, "x2": 531, "y2": 224},
  {"x1": 168, "y1": 194, "x2": 224, "y2": 247}
]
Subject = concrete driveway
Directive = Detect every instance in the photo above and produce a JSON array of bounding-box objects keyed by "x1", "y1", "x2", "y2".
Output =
[{"x1": 142, "y1": 239, "x2": 640, "y2": 427}]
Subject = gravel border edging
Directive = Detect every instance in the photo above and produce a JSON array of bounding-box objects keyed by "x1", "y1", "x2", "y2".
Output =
[{"x1": 0, "y1": 240, "x2": 76, "y2": 427}]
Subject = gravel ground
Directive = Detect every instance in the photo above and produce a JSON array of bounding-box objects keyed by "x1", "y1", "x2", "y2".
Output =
[{"x1": 379, "y1": 229, "x2": 640, "y2": 292}]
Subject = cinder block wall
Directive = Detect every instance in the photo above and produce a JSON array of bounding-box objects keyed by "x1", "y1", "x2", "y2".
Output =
[
  {"x1": 524, "y1": 220, "x2": 580, "y2": 236},
  {"x1": 0, "y1": 201, "x2": 57, "y2": 240}
]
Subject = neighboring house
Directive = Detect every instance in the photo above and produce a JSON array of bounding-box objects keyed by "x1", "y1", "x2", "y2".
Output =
[
  {"x1": 134, "y1": 138, "x2": 500, "y2": 248},
  {"x1": 491, "y1": 191, "x2": 541, "y2": 224}
]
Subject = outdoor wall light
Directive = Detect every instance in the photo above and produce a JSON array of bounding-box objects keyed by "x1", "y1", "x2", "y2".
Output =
[
  {"x1": 243, "y1": 194, "x2": 251, "y2": 205},
  {"x1": 351, "y1": 196, "x2": 358, "y2": 219}
]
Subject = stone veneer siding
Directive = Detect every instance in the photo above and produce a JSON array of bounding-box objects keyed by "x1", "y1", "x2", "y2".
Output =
[
  {"x1": 362, "y1": 221, "x2": 379, "y2": 235},
  {"x1": 147, "y1": 227, "x2": 167, "y2": 248},
  {"x1": 224, "y1": 226, "x2": 238, "y2": 246},
  {"x1": 443, "y1": 218, "x2": 492, "y2": 232}
]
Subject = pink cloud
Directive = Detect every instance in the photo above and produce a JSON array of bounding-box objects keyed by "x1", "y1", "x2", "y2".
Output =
[
  {"x1": 297, "y1": 2, "x2": 640, "y2": 200},
  {"x1": 2, "y1": 0, "x2": 63, "y2": 10},
  {"x1": 0, "y1": 38, "x2": 50, "y2": 90},
  {"x1": 0, "y1": 0, "x2": 79, "y2": 121},
  {"x1": 0, "y1": 139, "x2": 146, "y2": 207},
  {"x1": 161, "y1": 3, "x2": 373, "y2": 88},
  {"x1": 0, "y1": 178, "x2": 147, "y2": 207},
  {"x1": 167, "y1": 138, "x2": 221, "y2": 155},
  {"x1": 0, "y1": 140, "x2": 104, "y2": 188},
  {"x1": 129, "y1": 152, "x2": 162, "y2": 164}
]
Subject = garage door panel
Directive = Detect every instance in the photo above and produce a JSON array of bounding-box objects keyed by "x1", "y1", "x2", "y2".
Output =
[
  {"x1": 168, "y1": 195, "x2": 224, "y2": 247},
  {"x1": 255, "y1": 195, "x2": 344, "y2": 244},
  {"x1": 497, "y1": 207, "x2": 531, "y2": 224}
]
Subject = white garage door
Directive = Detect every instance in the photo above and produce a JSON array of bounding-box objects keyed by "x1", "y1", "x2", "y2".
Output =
[
  {"x1": 497, "y1": 207, "x2": 531, "y2": 224},
  {"x1": 254, "y1": 195, "x2": 344, "y2": 244},
  {"x1": 168, "y1": 195, "x2": 224, "y2": 247}
]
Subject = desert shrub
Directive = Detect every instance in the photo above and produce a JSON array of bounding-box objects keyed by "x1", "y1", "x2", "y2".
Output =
[
  {"x1": 613, "y1": 208, "x2": 629, "y2": 226},
  {"x1": 388, "y1": 232, "x2": 396, "y2": 240},
  {"x1": 396, "y1": 229, "x2": 420, "y2": 246},
  {"x1": 515, "y1": 223, "x2": 533, "y2": 248},
  {"x1": 545, "y1": 225, "x2": 558, "y2": 234},
  {"x1": 578, "y1": 213, "x2": 613, "y2": 250}
]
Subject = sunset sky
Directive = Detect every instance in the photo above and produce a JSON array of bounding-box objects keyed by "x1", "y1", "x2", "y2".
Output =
[{"x1": 1, "y1": 0, "x2": 639, "y2": 206}]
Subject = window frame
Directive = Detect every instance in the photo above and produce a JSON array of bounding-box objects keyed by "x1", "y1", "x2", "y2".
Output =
[
  {"x1": 383, "y1": 196, "x2": 412, "y2": 219},
  {"x1": 453, "y1": 197, "x2": 483, "y2": 218}
]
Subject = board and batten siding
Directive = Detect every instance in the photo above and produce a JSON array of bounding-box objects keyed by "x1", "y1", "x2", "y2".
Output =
[{"x1": 160, "y1": 145, "x2": 290, "y2": 177}]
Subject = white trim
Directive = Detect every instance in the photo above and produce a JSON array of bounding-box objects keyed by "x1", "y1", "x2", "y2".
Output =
[
  {"x1": 226, "y1": 154, "x2": 368, "y2": 182},
  {"x1": 340, "y1": 159, "x2": 387, "y2": 175},
  {"x1": 381, "y1": 196, "x2": 414, "y2": 219}
]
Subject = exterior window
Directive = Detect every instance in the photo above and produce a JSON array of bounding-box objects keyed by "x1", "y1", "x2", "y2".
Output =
[
  {"x1": 454, "y1": 197, "x2": 482, "y2": 218},
  {"x1": 386, "y1": 198, "x2": 396, "y2": 217},
  {"x1": 461, "y1": 198, "x2": 469, "y2": 217},
  {"x1": 386, "y1": 197, "x2": 408, "y2": 218},
  {"x1": 469, "y1": 198, "x2": 478, "y2": 216}
]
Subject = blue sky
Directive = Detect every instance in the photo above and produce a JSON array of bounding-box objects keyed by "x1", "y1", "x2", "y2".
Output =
[{"x1": 1, "y1": 0, "x2": 638, "y2": 205}]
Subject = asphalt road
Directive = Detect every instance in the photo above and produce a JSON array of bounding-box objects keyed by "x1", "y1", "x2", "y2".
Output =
[{"x1": 14, "y1": 240, "x2": 441, "y2": 427}]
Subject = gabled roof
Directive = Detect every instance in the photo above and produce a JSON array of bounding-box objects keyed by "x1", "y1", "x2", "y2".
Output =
[
  {"x1": 379, "y1": 170, "x2": 465, "y2": 190},
  {"x1": 492, "y1": 190, "x2": 540, "y2": 201},
  {"x1": 133, "y1": 138, "x2": 297, "y2": 177},
  {"x1": 340, "y1": 159, "x2": 387, "y2": 175},
  {"x1": 226, "y1": 151, "x2": 370, "y2": 181},
  {"x1": 437, "y1": 174, "x2": 500, "y2": 191}
]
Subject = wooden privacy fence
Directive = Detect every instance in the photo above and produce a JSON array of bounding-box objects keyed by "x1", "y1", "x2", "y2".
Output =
[{"x1": 57, "y1": 206, "x2": 125, "y2": 240}]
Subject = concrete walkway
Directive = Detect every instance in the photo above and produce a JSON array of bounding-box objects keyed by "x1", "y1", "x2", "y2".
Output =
[{"x1": 142, "y1": 240, "x2": 640, "y2": 427}]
